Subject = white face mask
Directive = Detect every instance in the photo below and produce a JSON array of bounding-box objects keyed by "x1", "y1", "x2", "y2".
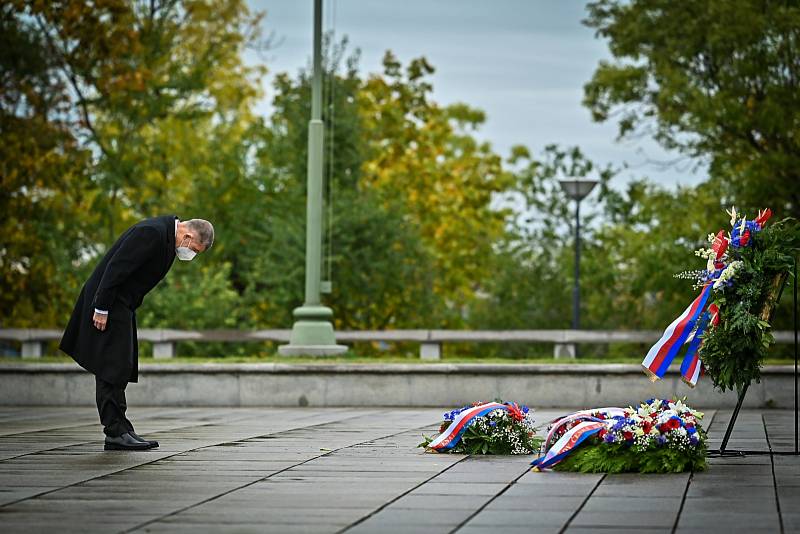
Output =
[{"x1": 176, "y1": 236, "x2": 197, "y2": 261}]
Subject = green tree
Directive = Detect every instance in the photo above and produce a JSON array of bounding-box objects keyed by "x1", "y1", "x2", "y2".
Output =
[
  {"x1": 250, "y1": 40, "x2": 441, "y2": 330},
  {"x1": 469, "y1": 145, "x2": 614, "y2": 355},
  {"x1": 5, "y1": 0, "x2": 265, "y2": 333},
  {"x1": 1, "y1": 4, "x2": 96, "y2": 327},
  {"x1": 359, "y1": 52, "x2": 513, "y2": 325},
  {"x1": 583, "y1": 0, "x2": 800, "y2": 217}
]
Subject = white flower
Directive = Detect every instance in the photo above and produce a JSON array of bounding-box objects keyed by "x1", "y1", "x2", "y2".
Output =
[
  {"x1": 694, "y1": 247, "x2": 716, "y2": 259},
  {"x1": 669, "y1": 400, "x2": 687, "y2": 413},
  {"x1": 713, "y1": 260, "x2": 743, "y2": 290},
  {"x1": 726, "y1": 206, "x2": 738, "y2": 226}
]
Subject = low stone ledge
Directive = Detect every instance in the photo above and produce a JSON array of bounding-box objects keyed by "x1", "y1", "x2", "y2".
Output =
[
  {"x1": 0, "y1": 362, "x2": 795, "y2": 408},
  {"x1": 1, "y1": 362, "x2": 796, "y2": 375}
]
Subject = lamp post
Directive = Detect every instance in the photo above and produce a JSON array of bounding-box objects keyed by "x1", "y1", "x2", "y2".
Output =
[
  {"x1": 558, "y1": 179, "x2": 598, "y2": 358},
  {"x1": 279, "y1": 0, "x2": 347, "y2": 356}
]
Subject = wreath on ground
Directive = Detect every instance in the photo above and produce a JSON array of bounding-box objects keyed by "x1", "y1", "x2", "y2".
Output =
[
  {"x1": 419, "y1": 400, "x2": 541, "y2": 455},
  {"x1": 536, "y1": 398, "x2": 707, "y2": 474}
]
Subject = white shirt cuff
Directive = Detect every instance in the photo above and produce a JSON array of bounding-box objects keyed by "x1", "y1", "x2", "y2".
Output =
[{"x1": 94, "y1": 308, "x2": 108, "y2": 315}]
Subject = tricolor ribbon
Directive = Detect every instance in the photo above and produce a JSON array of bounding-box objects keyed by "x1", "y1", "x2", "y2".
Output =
[
  {"x1": 532, "y1": 418, "x2": 606, "y2": 470},
  {"x1": 532, "y1": 407, "x2": 628, "y2": 470},
  {"x1": 642, "y1": 282, "x2": 714, "y2": 382},
  {"x1": 427, "y1": 402, "x2": 508, "y2": 451},
  {"x1": 640, "y1": 207, "x2": 771, "y2": 386},
  {"x1": 543, "y1": 407, "x2": 626, "y2": 450},
  {"x1": 679, "y1": 311, "x2": 710, "y2": 387}
]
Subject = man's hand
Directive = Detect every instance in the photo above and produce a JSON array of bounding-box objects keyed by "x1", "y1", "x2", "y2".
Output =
[{"x1": 93, "y1": 311, "x2": 108, "y2": 331}]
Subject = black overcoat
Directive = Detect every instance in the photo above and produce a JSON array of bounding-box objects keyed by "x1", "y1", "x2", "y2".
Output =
[{"x1": 60, "y1": 215, "x2": 177, "y2": 384}]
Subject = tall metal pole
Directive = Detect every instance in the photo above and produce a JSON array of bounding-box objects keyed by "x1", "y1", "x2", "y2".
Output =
[
  {"x1": 280, "y1": 0, "x2": 346, "y2": 356},
  {"x1": 306, "y1": 0, "x2": 323, "y2": 306},
  {"x1": 573, "y1": 199, "x2": 581, "y2": 331},
  {"x1": 794, "y1": 255, "x2": 798, "y2": 454},
  {"x1": 557, "y1": 179, "x2": 597, "y2": 359}
]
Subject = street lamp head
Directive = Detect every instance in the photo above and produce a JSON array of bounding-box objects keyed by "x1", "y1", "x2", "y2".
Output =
[{"x1": 559, "y1": 179, "x2": 599, "y2": 202}]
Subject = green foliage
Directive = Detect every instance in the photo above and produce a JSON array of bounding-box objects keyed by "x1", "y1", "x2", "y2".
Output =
[
  {"x1": 0, "y1": 4, "x2": 97, "y2": 327},
  {"x1": 554, "y1": 439, "x2": 707, "y2": 474},
  {"x1": 700, "y1": 219, "x2": 800, "y2": 392},
  {"x1": 359, "y1": 52, "x2": 513, "y2": 326},
  {"x1": 248, "y1": 41, "x2": 445, "y2": 330},
  {"x1": 137, "y1": 262, "x2": 243, "y2": 330},
  {"x1": 3, "y1": 0, "x2": 798, "y2": 365},
  {"x1": 1, "y1": 0, "x2": 265, "y2": 333},
  {"x1": 584, "y1": 0, "x2": 800, "y2": 219}
]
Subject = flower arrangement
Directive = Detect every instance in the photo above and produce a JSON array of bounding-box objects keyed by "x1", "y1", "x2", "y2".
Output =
[
  {"x1": 688, "y1": 208, "x2": 799, "y2": 392},
  {"x1": 419, "y1": 401, "x2": 541, "y2": 455},
  {"x1": 544, "y1": 398, "x2": 707, "y2": 473},
  {"x1": 644, "y1": 208, "x2": 799, "y2": 390}
]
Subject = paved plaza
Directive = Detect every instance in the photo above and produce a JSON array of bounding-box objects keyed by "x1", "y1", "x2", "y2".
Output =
[{"x1": 0, "y1": 405, "x2": 798, "y2": 533}]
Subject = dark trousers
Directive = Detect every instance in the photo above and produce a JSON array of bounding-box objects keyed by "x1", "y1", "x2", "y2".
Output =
[{"x1": 95, "y1": 376, "x2": 135, "y2": 437}]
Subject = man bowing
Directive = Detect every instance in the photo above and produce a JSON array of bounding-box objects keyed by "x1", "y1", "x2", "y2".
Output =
[{"x1": 60, "y1": 216, "x2": 214, "y2": 450}]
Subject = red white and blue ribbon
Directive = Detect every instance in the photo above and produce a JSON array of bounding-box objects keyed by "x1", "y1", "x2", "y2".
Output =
[
  {"x1": 531, "y1": 418, "x2": 606, "y2": 470},
  {"x1": 679, "y1": 311, "x2": 711, "y2": 387},
  {"x1": 543, "y1": 407, "x2": 626, "y2": 450},
  {"x1": 427, "y1": 402, "x2": 508, "y2": 451},
  {"x1": 642, "y1": 282, "x2": 714, "y2": 382},
  {"x1": 639, "y1": 208, "x2": 772, "y2": 386}
]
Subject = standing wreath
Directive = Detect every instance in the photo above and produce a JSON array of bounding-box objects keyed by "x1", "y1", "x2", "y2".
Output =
[{"x1": 642, "y1": 208, "x2": 800, "y2": 392}]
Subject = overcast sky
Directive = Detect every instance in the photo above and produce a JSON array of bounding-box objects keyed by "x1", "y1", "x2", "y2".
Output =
[{"x1": 246, "y1": 0, "x2": 706, "y2": 190}]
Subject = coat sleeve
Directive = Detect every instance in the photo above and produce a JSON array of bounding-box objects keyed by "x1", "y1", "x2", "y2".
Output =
[{"x1": 92, "y1": 226, "x2": 161, "y2": 311}]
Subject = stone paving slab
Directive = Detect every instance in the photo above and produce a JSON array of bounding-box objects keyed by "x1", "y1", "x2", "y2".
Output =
[{"x1": 0, "y1": 406, "x2": 797, "y2": 533}]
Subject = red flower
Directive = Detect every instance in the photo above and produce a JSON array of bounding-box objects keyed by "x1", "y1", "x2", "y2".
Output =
[
  {"x1": 506, "y1": 403, "x2": 524, "y2": 421},
  {"x1": 659, "y1": 418, "x2": 681, "y2": 433},
  {"x1": 739, "y1": 229, "x2": 751, "y2": 246},
  {"x1": 755, "y1": 208, "x2": 772, "y2": 227},
  {"x1": 712, "y1": 230, "x2": 728, "y2": 259},
  {"x1": 623, "y1": 431, "x2": 634, "y2": 441},
  {"x1": 708, "y1": 303, "x2": 720, "y2": 327},
  {"x1": 642, "y1": 421, "x2": 653, "y2": 434}
]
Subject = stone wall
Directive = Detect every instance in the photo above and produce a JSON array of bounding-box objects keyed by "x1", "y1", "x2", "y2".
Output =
[{"x1": 0, "y1": 362, "x2": 795, "y2": 408}]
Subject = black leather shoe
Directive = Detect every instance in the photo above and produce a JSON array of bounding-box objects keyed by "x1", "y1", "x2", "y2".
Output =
[
  {"x1": 104, "y1": 432, "x2": 154, "y2": 451},
  {"x1": 128, "y1": 431, "x2": 159, "y2": 448}
]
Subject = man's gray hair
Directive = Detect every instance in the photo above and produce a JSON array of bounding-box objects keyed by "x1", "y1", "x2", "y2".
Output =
[{"x1": 185, "y1": 219, "x2": 215, "y2": 249}]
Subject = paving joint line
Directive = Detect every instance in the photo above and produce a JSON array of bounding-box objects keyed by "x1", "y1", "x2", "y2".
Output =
[
  {"x1": 0, "y1": 406, "x2": 213, "y2": 438},
  {"x1": 672, "y1": 409, "x2": 718, "y2": 534},
  {"x1": 124, "y1": 418, "x2": 439, "y2": 534},
  {"x1": 0, "y1": 406, "x2": 353, "y2": 439},
  {"x1": 337, "y1": 450, "x2": 469, "y2": 533},
  {"x1": 0, "y1": 409, "x2": 278, "y2": 463},
  {"x1": 558, "y1": 473, "x2": 606, "y2": 534},
  {"x1": 0, "y1": 418, "x2": 110, "y2": 438},
  {"x1": 0, "y1": 409, "x2": 376, "y2": 510},
  {"x1": 448, "y1": 459, "x2": 534, "y2": 534},
  {"x1": 763, "y1": 413, "x2": 785, "y2": 534}
]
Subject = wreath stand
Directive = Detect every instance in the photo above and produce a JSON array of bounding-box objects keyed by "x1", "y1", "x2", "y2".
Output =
[{"x1": 709, "y1": 258, "x2": 799, "y2": 457}]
